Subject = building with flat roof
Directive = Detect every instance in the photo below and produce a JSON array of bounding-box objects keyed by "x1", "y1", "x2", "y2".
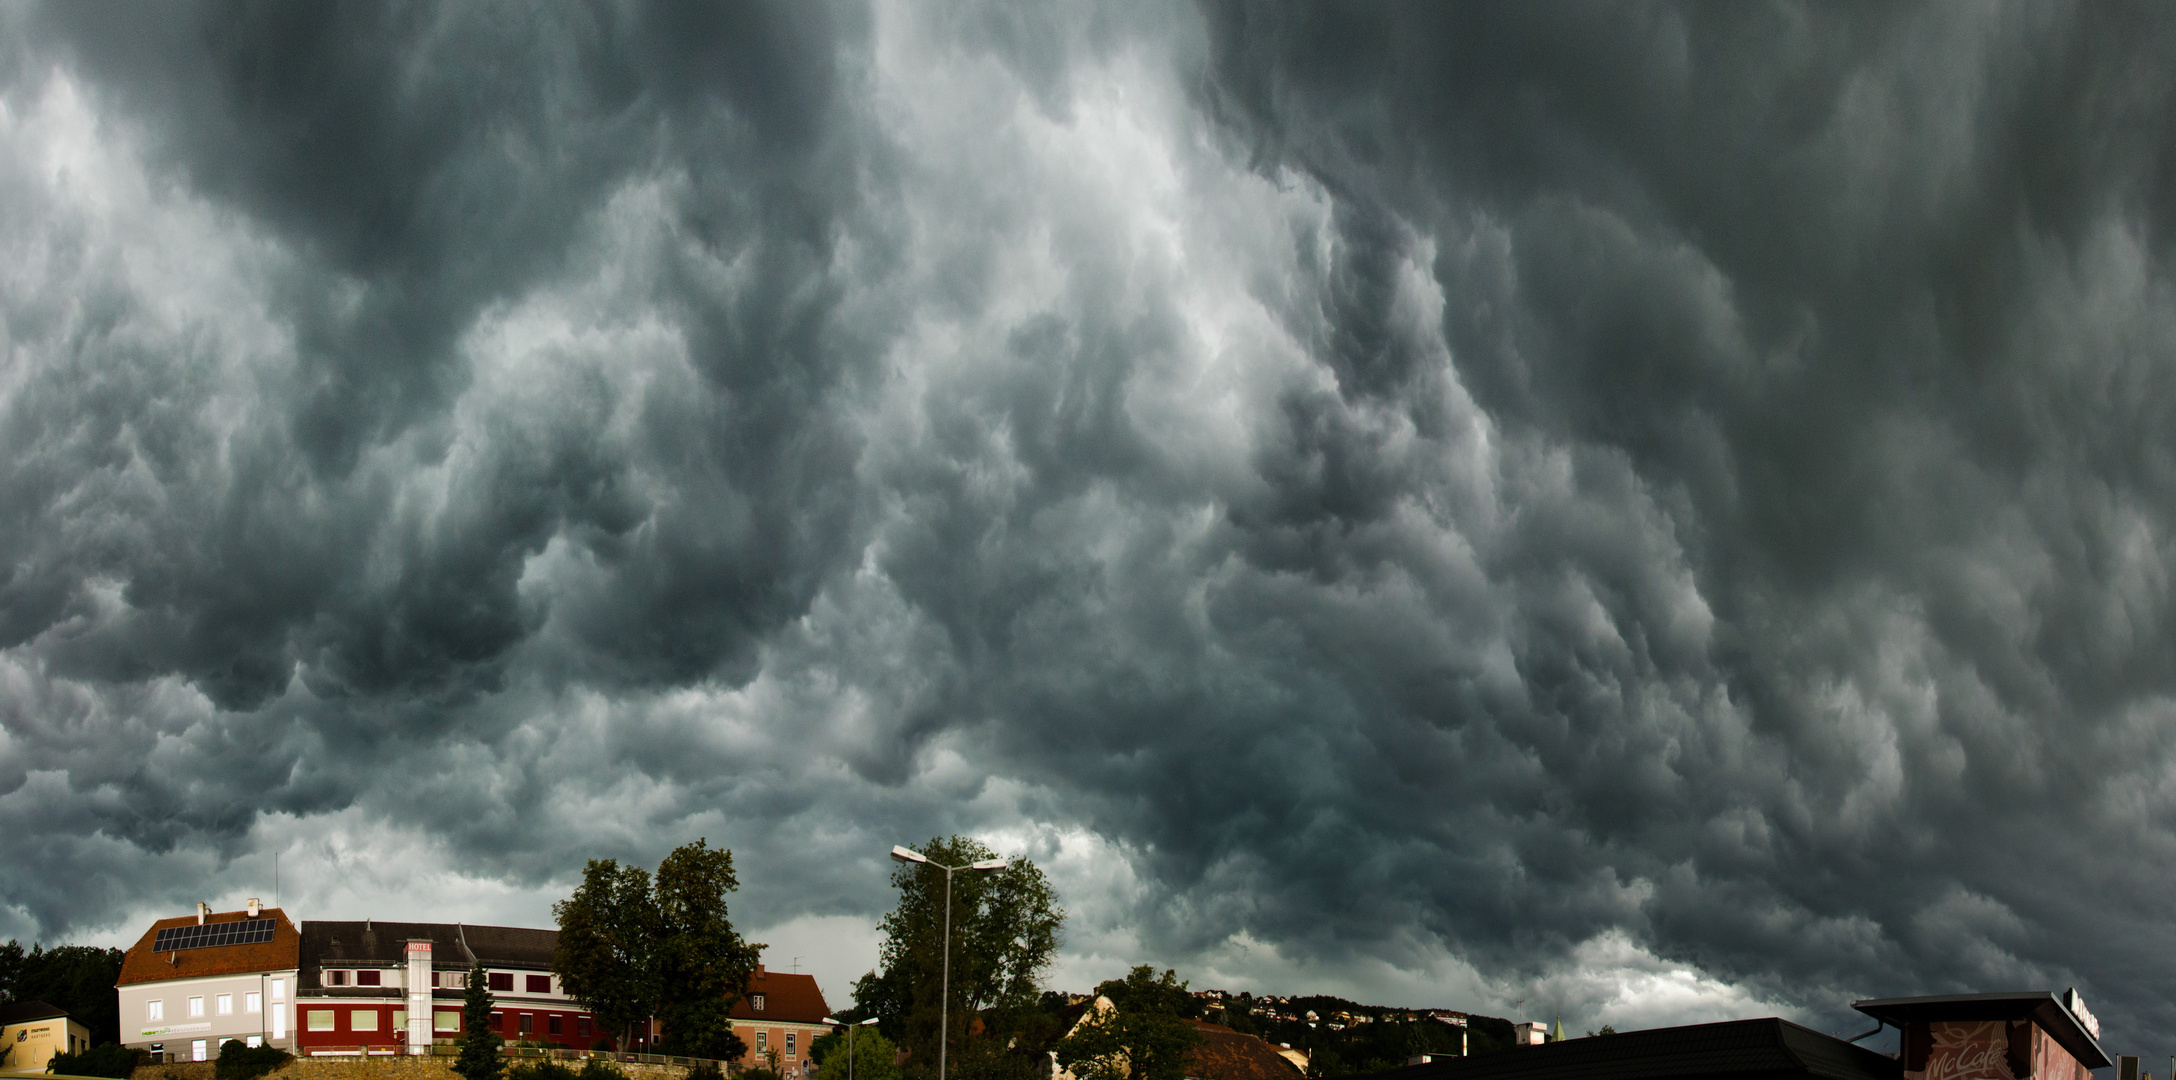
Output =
[
  {"x1": 1852, "y1": 991, "x2": 2110, "y2": 1080},
  {"x1": 1363, "y1": 989, "x2": 2111, "y2": 1080}
]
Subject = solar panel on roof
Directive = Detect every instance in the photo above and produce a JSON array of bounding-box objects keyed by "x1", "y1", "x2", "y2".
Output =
[{"x1": 152, "y1": 920, "x2": 276, "y2": 952}]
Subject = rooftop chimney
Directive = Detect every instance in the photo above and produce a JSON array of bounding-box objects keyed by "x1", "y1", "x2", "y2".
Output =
[
  {"x1": 196, "y1": 902, "x2": 210, "y2": 925},
  {"x1": 247, "y1": 898, "x2": 262, "y2": 918}
]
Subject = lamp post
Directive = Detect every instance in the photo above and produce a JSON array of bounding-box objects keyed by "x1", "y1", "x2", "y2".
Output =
[
  {"x1": 821, "y1": 1017, "x2": 880, "y2": 1080},
  {"x1": 890, "y1": 845, "x2": 1008, "y2": 1080}
]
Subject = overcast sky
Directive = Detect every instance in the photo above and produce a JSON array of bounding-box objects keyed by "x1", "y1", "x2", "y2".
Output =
[{"x1": 9, "y1": 0, "x2": 2176, "y2": 1053}]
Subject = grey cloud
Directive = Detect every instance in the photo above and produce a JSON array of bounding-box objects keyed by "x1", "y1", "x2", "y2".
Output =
[{"x1": 10, "y1": 0, "x2": 2176, "y2": 1055}]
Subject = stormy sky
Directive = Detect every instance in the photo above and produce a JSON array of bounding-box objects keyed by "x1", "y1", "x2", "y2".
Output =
[{"x1": 7, "y1": 0, "x2": 2176, "y2": 1051}]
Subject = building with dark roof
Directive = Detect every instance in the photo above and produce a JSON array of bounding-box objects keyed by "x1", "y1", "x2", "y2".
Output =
[
  {"x1": 1368, "y1": 1017, "x2": 1900, "y2": 1080},
  {"x1": 0, "y1": 1001, "x2": 90, "y2": 1076},
  {"x1": 294, "y1": 919, "x2": 602, "y2": 1057},
  {"x1": 1362, "y1": 989, "x2": 2113, "y2": 1080},
  {"x1": 1851, "y1": 992, "x2": 2109, "y2": 1080}
]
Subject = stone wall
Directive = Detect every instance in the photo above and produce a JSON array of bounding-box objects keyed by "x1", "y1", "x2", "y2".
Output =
[{"x1": 133, "y1": 1055, "x2": 702, "y2": 1080}]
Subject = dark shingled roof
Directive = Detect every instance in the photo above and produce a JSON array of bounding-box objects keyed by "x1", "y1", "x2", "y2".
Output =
[
  {"x1": 0, "y1": 1000, "x2": 71, "y2": 1026},
  {"x1": 1365, "y1": 1018, "x2": 1901, "y2": 1080},
  {"x1": 298, "y1": 920, "x2": 558, "y2": 990}
]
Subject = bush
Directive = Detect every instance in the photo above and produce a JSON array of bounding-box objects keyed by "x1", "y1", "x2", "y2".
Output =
[
  {"x1": 576, "y1": 1058, "x2": 625, "y2": 1080},
  {"x1": 45, "y1": 1042, "x2": 140, "y2": 1079},
  {"x1": 504, "y1": 1062, "x2": 579, "y2": 1080},
  {"x1": 214, "y1": 1040, "x2": 291, "y2": 1080},
  {"x1": 683, "y1": 1063, "x2": 726, "y2": 1080}
]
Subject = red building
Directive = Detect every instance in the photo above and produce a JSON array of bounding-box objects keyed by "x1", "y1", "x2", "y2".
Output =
[{"x1": 294, "y1": 920, "x2": 606, "y2": 1055}]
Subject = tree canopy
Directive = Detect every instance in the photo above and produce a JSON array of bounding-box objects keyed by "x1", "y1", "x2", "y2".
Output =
[
  {"x1": 1054, "y1": 967, "x2": 1200, "y2": 1080},
  {"x1": 810, "y1": 1026, "x2": 902, "y2": 1080},
  {"x1": 852, "y1": 836, "x2": 1063, "y2": 1080},
  {"x1": 552, "y1": 839, "x2": 759, "y2": 1060},
  {"x1": 0, "y1": 941, "x2": 124, "y2": 1045},
  {"x1": 454, "y1": 961, "x2": 504, "y2": 1080},
  {"x1": 554, "y1": 860, "x2": 658, "y2": 1050}
]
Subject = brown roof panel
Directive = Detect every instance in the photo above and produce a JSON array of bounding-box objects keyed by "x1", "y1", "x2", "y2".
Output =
[
  {"x1": 117, "y1": 909, "x2": 302, "y2": 987},
  {"x1": 728, "y1": 968, "x2": 832, "y2": 1025},
  {"x1": 1185, "y1": 1020, "x2": 1306, "y2": 1080}
]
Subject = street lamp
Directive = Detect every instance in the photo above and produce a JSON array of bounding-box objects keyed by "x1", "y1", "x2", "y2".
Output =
[
  {"x1": 821, "y1": 1017, "x2": 880, "y2": 1080},
  {"x1": 890, "y1": 845, "x2": 1008, "y2": 1080}
]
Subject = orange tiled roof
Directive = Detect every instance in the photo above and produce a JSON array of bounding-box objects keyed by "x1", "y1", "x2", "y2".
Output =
[
  {"x1": 728, "y1": 967, "x2": 831, "y2": 1025},
  {"x1": 118, "y1": 909, "x2": 302, "y2": 987},
  {"x1": 1184, "y1": 1020, "x2": 1306, "y2": 1080}
]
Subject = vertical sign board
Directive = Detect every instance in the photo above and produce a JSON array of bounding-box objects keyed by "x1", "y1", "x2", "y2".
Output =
[{"x1": 405, "y1": 942, "x2": 434, "y2": 1056}]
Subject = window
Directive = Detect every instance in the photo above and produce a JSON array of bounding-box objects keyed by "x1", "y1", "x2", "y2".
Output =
[
  {"x1": 787, "y1": 1032, "x2": 796, "y2": 1056},
  {"x1": 329, "y1": 970, "x2": 348, "y2": 986},
  {"x1": 308, "y1": 1011, "x2": 334, "y2": 1032},
  {"x1": 192, "y1": 1040, "x2": 208, "y2": 1062},
  {"x1": 147, "y1": 1001, "x2": 164, "y2": 1022},
  {"x1": 246, "y1": 1037, "x2": 262, "y2": 1049},
  {"x1": 436, "y1": 1012, "x2": 461, "y2": 1033},
  {"x1": 271, "y1": 978, "x2": 286, "y2": 1002},
  {"x1": 756, "y1": 1032, "x2": 767, "y2": 1053},
  {"x1": 545, "y1": 1015, "x2": 560, "y2": 1036},
  {"x1": 188, "y1": 997, "x2": 205, "y2": 1018},
  {"x1": 489, "y1": 973, "x2": 513, "y2": 992},
  {"x1": 352, "y1": 1010, "x2": 378, "y2": 1031},
  {"x1": 357, "y1": 970, "x2": 382, "y2": 987},
  {"x1": 528, "y1": 975, "x2": 552, "y2": 994},
  {"x1": 246, "y1": 992, "x2": 261, "y2": 1014},
  {"x1": 753, "y1": 994, "x2": 766, "y2": 1012},
  {"x1": 441, "y1": 971, "x2": 464, "y2": 988},
  {"x1": 578, "y1": 1018, "x2": 592, "y2": 1038},
  {"x1": 519, "y1": 1014, "x2": 534, "y2": 1036},
  {"x1": 394, "y1": 1011, "x2": 408, "y2": 1032},
  {"x1": 217, "y1": 994, "x2": 234, "y2": 1015}
]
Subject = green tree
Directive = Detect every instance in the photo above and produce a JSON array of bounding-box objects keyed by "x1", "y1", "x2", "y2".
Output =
[
  {"x1": 554, "y1": 860, "x2": 659, "y2": 1051},
  {"x1": 45, "y1": 1043, "x2": 139, "y2": 1079},
  {"x1": 811, "y1": 1026, "x2": 901, "y2": 1080},
  {"x1": 215, "y1": 1038, "x2": 291, "y2": 1080},
  {"x1": 551, "y1": 841, "x2": 758, "y2": 1060},
  {"x1": 853, "y1": 836, "x2": 1062, "y2": 1077},
  {"x1": 0, "y1": 941, "x2": 125, "y2": 1045},
  {"x1": 651, "y1": 840, "x2": 759, "y2": 1060},
  {"x1": 1054, "y1": 968, "x2": 1200, "y2": 1080},
  {"x1": 454, "y1": 961, "x2": 504, "y2": 1080}
]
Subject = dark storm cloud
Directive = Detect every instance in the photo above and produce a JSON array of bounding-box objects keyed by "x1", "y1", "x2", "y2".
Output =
[{"x1": 10, "y1": 0, "x2": 2176, "y2": 1052}]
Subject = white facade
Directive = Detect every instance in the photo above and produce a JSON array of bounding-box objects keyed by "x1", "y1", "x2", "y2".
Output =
[{"x1": 120, "y1": 969, "x2": 299, "y2": 1058}]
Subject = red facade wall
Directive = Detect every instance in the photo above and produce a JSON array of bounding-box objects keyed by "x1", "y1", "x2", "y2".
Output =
[{"x1": 291, "y1": 1001, "x2": 605, "y2": 1054}]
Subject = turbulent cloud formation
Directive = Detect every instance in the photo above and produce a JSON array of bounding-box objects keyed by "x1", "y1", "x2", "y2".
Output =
[{"x1": 6, "y1": 0, "x2": 2176, "y2": 1049}]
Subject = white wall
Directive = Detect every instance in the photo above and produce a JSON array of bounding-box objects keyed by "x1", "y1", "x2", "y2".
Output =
[{"x1": 120, "y1": 969, "x2": 300, "y2": 1056}]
